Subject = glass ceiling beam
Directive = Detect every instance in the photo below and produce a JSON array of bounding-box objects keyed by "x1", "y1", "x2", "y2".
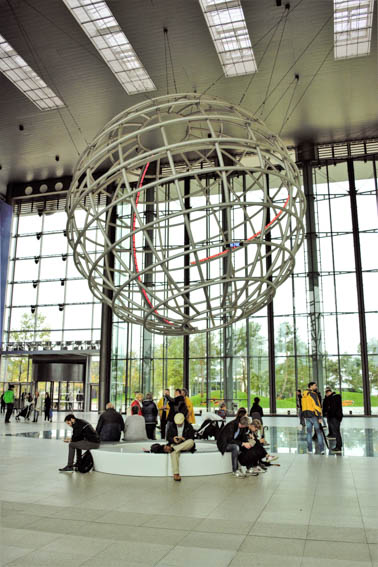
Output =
[
  {"x1": 0, "y1": 34, "x2": 64, "y2": 111},
  {"x1": 61, "y1": 0, "x2": 156, "y2": 95},
  {"x1": 334, "y1": 0, "x2": 375, "y2": 59},
  {"x1": 198, "y1": 0, "x2": 257, "y2": 77}
]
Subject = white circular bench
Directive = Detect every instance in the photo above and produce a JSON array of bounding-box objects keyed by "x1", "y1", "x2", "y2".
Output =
[{"x1": 92, "y1": 441, "x2": 233, "y2": 477}]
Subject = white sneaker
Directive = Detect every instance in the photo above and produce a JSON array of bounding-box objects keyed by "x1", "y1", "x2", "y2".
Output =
[
  {"x1": 246, "y1": 468, "x2": 259, "y2": 476},
  {"x1": 233, "y1": 470, "x2": 246, "y2": 478},
  {"x1": 253, "y1": 466, "x2": 266, "y2": 474},
  {"x1": 265, "y1": 455, "x2": 278, "y2": 462}
]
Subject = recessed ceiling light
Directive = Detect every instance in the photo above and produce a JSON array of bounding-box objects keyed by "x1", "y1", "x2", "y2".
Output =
[
  {"x1": 61, "y1": 0, "x2": 156, "y2": 94},
  {"x1": 198, "y1": 0, "x2": 257, "y2": 77},
  {"x1": 0, "y1": 34, "x2": 65, "y2": 111},
  {"x1": 334, "y1": 0, "x2": 375, "y2": 59}
]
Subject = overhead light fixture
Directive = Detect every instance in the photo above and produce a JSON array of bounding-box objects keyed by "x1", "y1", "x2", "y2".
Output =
[
  {"x1": 0, "y1": 34, "x2": 65, "y2": 110},
  {"x1": 334, "y1": 0, "x2": 375, "y2": 59},
  {"x1": 198, "y1": 0, "x2": 257, "y2": 77},
  {"x1": 61, "y1": 0, "x2": 156, "y2": 94}
]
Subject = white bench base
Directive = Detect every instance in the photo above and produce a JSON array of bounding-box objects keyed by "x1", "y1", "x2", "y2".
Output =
[{"x1": 93, "y1": 441, "x2": 232, "y2": 477}]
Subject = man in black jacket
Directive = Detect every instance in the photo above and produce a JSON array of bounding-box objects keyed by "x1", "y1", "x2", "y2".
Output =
[
  {"x1": 166, "y1": 413, "x2": 195, "y2": 481},
  {"x1": 166, "y1": 389, "x2": 188, "y2": 423},
  {"x1": 96, "y1": 403, "x2": 124, "y2": 442},
  {"x1": 323, "y1": 388, "x2": 343, "y2": 453},
  {"x1": 216, "y1": 416, "x2": 250, "y2": 477},
  {"x1": 142, "y1": 393, "x2": 158, "y2": 439},
  {"x1": 59, "y1": 414, "x2": 100, "y2": 472}
]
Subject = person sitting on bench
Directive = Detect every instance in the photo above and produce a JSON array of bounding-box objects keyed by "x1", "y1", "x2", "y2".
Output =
[
  {"x1": 166, "y1": 413, "x2": 195, "y2": 482},
  {"x1": 124, "y1": 405, "x2": 147, "y2": 441},
  {"x1": 96, "y1": 402, "x2": 125, "y2": 442},
  {"x1": 216, "y1": 415, "x2": 250, "y2": 478}
]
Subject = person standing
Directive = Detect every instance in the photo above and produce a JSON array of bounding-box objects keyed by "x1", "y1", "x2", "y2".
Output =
[
  {"x1": 166, "y1": 389, "x2": 188, "y2": 423},
  {"x1": 250, "y1": 397, "x2": 264, "y2": 423},
  {"x1": 44, "y1": 392, "x2": 52, "y2": 421},
  {"x1": 1, "y1": 392, "x2": 6, "y2": 414},
  {"x1": 296, "y1": 389, "x2": 305, "y2": 429},
  {"x1": 157, "y1": 389, "x2": 170, "y2": 439},
  {"x1": 131, "y1": 392, "x2": 143, "y2": 415},
  {"x1": 142, "y1": 393, "x2": 158, "y2": 439},
  {"x1": 324, "y1": 387, "x2": 343, "y2": 453},
  {"x1": 4, "y1": 385, "x2": 15, "y2": 423},
  {"x1": 302, "y1": 382, "x2": 325, "y2": 454},
  {"x1": 33, "y1": 391, "x2": 44, "y2": 422},
  {"x1": 182, "y1": 388, "x2": 195, "y2": 425}
]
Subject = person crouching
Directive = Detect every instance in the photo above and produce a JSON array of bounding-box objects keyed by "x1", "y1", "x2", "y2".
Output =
[
  {"x1": 166, "y1": 413, "x2": 195, "y2": 481},
  {"x1": 59, "y1": 414, "x2": 100, "y2": 472}
]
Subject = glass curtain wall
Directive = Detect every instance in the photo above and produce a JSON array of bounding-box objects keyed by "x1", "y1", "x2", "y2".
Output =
[
  {"x1": 1, "y1": 209, "x2": 102, "y2": 395},
  {"x1": 111, "y1": 154, "x2": 377, "y2": 415},
  {"x1": 2, "y1": 152, "x2": 376, "y2": 414}
]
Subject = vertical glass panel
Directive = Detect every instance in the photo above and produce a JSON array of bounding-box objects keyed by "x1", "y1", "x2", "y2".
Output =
[
  {"x1": 340, "y1": 355, "x2": 362, "y2": 415},
  {"x1": 275, "y1": 356, "x2": 296, "y2": 415},
  {"x1": 64, "y1": 304, "x2": 93, "y2": 330},
  {"x1": 16, "y1": 235, "x2": 41, "y2": 258},
  {"x1": 39, "y1": 256, "x2": 67, "y2": 280},
  {"x1": 13, "y1": 258, "x2": 39, "y2": 281},
  {"x1": 337, "y1": 313, "x2": 361, "y2": 354},
  {"x1": 38, "y1": 281, "x2": 64, "y2": 305},
  {"x1": 369, "y1": 355, "x2": 378, "y2": 415},
  {"x1": 11, "y1": 283, "x2": 37, "y2": 307},
  {"x1": 65, "y1": 279, "x2": 92, "y2": 303},
  {"x1": 43, "y1": 212, "x2": 67, "y2": 232},
  {"x1": 36, "y1": 305, "x2": 62, "y2": 333},
  {"x1": 17, "y1": 214, "x2": 42, "y2": 235},
  {"x1": 335, "y1": 273, "x2": 358, "y2": 312},
  {"x1": 41, "y1": 232, "x2": 68, "y2": 256}
]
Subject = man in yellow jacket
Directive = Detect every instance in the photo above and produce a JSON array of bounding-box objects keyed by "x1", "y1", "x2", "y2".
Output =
[
  {"x1": 302, "y1": 382, "x2": 325, "y2": 454},
  {"x1": 182, "y1": 388, "x2": 195, "y2": 425}
]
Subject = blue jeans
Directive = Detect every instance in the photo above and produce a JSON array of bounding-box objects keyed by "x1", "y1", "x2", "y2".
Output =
[
  {"x1": 224, "y1": 443, "x2": 241, "y2": 472},
  {"x1": 306, "y1": 416, "x2": 324, "y2": 452}
]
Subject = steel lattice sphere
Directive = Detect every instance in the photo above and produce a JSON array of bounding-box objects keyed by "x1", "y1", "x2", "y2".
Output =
[{"x1": 66, "y1": 93, "x2": 305, "y2": 335}]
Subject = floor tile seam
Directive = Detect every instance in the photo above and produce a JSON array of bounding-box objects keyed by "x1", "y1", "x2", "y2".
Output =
[
  {"x1": 349, "y1": 456, "x2": 373, "y2": 558},
  {"x1": 246, "y1": 454, "x2": 297, "y2": 533},
  {"x1": 303, "y1": 454, "x2": 327, "y2": 546},
  {"x1": 35, "y1": 536, "x2": 115, "y2": 558}
]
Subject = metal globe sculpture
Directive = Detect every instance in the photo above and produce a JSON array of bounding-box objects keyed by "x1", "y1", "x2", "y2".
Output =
[{"x1": 66, "y1": 93, "x2": 305, "y2": 335}]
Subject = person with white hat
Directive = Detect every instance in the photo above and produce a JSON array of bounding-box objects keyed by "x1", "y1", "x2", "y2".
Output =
[{"x1": 166, "y1": 412, "x2": 195, "y2": 481}]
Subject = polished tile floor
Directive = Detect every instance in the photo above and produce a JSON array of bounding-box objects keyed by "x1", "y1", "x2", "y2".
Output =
[{"x1": 1, "y1": 413, "x2": 378, "y2": 566}]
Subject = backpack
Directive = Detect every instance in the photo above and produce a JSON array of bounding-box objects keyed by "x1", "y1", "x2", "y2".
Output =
[
  {"x1": 77, "y1": 450, "x2": 94, "y2": 473},
  {"x1": 150, "y1": 443, "x2": 166, "y2": 454}
]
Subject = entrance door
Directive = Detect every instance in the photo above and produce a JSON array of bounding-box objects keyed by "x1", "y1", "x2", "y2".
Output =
[{"x1": 89, "y1": 385, "x2": 98, "y2": 411}]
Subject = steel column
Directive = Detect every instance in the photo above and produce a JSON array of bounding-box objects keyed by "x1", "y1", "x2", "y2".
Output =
[
  {"x1": 301, "y1": 146, "x2": 324, "y2": 393},
  {"x1": 98, "y1": 200, "x2": 116, "y2": 412},
  {"x1": 348, "y1": 159, "x2": 371, "y2": 415},
  {"x1": 183, "y1": 177, "x2": 190, "y2": 392},
  {"x1": 265, "y1": 174, "x2": 276, "y2": 414}
]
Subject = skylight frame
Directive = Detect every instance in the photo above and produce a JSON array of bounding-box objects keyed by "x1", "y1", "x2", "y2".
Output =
[
  {"x1": 334, "y1": 0, "x2": 375, "y2": 60},
  {"x1": 61, "y1": 0, "x2": 156, "y2": 95},
  {"x1": 0, "y1": 34, "x2": 64, "y2": 111},
  {"x1": 198, "y1": 0, "x2": 257, "y2": 77}
]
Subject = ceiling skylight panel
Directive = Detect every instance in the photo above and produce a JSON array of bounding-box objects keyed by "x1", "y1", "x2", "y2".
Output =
[
  {"x1": 199, "y1": 0, "x2": 257, "y2": 77},
  {"x1": 0, "y1": 34, "x2": 64, "y2": 111},
  {"x1": 61, "y1": 0, "x2": 156, "y2": 94},
  {"x1": 334, "y1": 0, "x2": 375, "y2": 59}
]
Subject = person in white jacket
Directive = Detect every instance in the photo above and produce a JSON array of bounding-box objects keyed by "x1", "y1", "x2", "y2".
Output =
[{"x1": 33, "y1": 391, "x2": 44, "y2": 422}]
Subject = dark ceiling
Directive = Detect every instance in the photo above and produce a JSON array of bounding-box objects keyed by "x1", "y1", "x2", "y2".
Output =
[{"x1": 0, "y1": 0, "x2": 377, "y2": 196}]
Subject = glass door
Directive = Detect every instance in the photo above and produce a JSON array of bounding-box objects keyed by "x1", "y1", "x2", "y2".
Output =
[{"x1": 90, "y1": 385, "x2": 98, "y2": 411}]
